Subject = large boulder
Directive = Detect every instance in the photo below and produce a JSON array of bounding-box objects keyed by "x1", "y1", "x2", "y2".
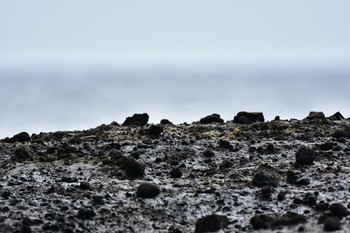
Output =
[
  {"x1": 195, "y1": 214, "x2": 228, "y2": 233},
  {"x1": 122, "y1": 113, "x2": 149, "y2": 126},
  {"x1": 252, "y1": 165, "x2": 280, "y2": 187},
  {"x1": 199, "y1": 114, "x2": 224, "y2": 124},
  {"x1": 295, "y1": 147, "x2": 315, "y2": 166},
  {"x1": 233, "y1": 112, "x2": 264, "y2": 124}
]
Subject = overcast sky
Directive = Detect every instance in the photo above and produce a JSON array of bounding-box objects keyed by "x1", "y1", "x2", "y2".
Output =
[{"x1": 1, "y1": 0, "x2": 349, "y2": 65}]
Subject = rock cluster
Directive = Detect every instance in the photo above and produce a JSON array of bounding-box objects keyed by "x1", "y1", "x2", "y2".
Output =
[{"x1": 0, "y1": 111, "x2": 349, "y2": 232}]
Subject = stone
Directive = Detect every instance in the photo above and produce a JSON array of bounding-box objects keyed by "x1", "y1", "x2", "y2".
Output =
[
  {"x1": 329, "y1": 112, "x2": 344, "y2": 121},
  {"x1": 252, "y1": 165, "x2": 280, "y2": 187},
  {"x1": 199, "y1": 114, "x2": 224, "y2": 124},
  {"x1": 77, "y1": 207, "x2": 96, "y2": 220},
  {"x1": 250, "y1": 214, "x2": 273, "y2": 230},
  {"x1": 92, "y1": 195, "x2": 104, "y2": 205},
  {"x1": 271, "y1": 212, "x2": 307, "y2": 228},
  {"x1": 123, "y1": 157, "x2": 145, "y2": 178},
  {"x1": 333, "y1": 130, "x2": 348, "y2": 139},
  {"x1": 169, "y1": 168, "x2": 182, "y2": 178},
  {"x1": 277, "y1": 191, "x2": 287, "y2": 201},
  {"x1": 304, "y1": 192, "x2": 317, "y2": 206},
  {"x1": 79, "y1": 182, "x2": 91, "y2": 190},
  {"x1": 295, "y1": 147, "x2": 315, "y2": 166},
  {"x1": 233, "y1": 112, "x2": 264, "y2": 124},
  {"x1": 305, "y1": 111, "x2": 325, "y2": 120},
  {"x1": 330, "y1": 203, "x2": 349, "y2": 219},
  {"x1": 4, "y1": 132, "x2": 31, "y2": 143},
  {"x1": 323, "y1": 216, "x2": 341, "y2": 231},
  {"x1": 149, "y1": 125, "x2": 163, "y2": 137},
  {"x1": 122, "y1": 113, "x2": 149, "y2": 126},
  {"x1": 14, "y1": 147, "x2": 31, "y2": 160},
  {"x1": 160, "y1": 119, "x2": 173, "y2": 125},
  {"x1": 136, "y1": 182, "x2": 160, "y2": 198},
  {"x1": 195, "y1": 214, "x2": 228, "y2": 233},
  {"x1": 203, "y1": 149, "x2": 215, "y2": 158},
  {"x1": 250, "y1": 212, "x2": 306, "y2": 230},
  {"x1": 219, "y1": 139, "x2": 233, "y2": 149}
]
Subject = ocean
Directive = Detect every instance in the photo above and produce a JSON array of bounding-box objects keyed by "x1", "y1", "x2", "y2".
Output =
[{"x1": 1, "y1": 61, "x2": 349, "y2": 138}]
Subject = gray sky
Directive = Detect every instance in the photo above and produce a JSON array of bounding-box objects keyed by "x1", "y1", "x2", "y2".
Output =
[{"x1": 1, "y1": 0, "x2": 349, "y2": 65}]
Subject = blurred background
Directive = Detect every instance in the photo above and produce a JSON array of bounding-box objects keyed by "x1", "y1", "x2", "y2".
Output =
[{"x1": 1, "y1": 0, "x2": 349, "y2": 138}]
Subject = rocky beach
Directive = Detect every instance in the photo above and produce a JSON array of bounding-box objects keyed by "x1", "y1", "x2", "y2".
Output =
[{"x1": 0, "y1": 111, "x2": 350, "y2": 233}]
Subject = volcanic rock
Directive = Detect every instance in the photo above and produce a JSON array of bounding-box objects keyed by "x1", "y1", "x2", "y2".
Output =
[
  {"x1": 329, "y1": 112, "x2": 344, "y2": 121},
  {"x1": 233, "y1": 112, "x2": 264, "y2": 124},
  {"x1": 14, "y1": 147, "x2": 31, "y2": 161},
  {"x1": 199, "y1": 114, "x2": 224, "y2": 124},
  {"x1": 323, "y1": 216, "x2": 341, "y2": 231},
  {"x1": 295, "y1": 147, "x2": 315, "y2": 166},
  {"x1": 149, "y1": 125, "x2": 163, "y2": 137},
  {"x1": 136, "y1": 182, "x2": 160, "y2": 198},
  {"x1": 122, "y1": 113, "x2": 149, "y2": 126},
  {"x1": 194, "y1": 214, "x2": 228, "y2": 233},
  {"x1": 252, "y1": 165, "x2": 280, "y2": 187},
  {"x1": 169, "y1": 168, "x2": 182, "y2": 178},
  {"x1": 330, "y1": 203, "x2": 349, "y2": 219},
  {"x1": 77, "y1": 207, "x2": 96, "y2": 220},
  {"x1": 305, "y1": 111, "x2": 325, "y2": 120},
  {"x1": 250, "y1": 214, "x2": 274, "y2": 230},
  {"x1": 122, "y1": 157, "x2": 145, "y2": 178},
  {"x1": 5, "y1": 132, "x2": 31, "y2": 143},
  {"x1": 160, "y1": 119, "x2": 173, "y2": 125}
]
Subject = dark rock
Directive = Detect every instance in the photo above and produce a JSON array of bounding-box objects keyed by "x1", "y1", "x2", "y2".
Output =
[
  {"x1": 122, "y1": 113, "x2": 149, "y2": 126},
  {"x1": 123, "y1": 157, "x2": 145, "y2": 178},
  {"x1": 259, "y1": 186, "x2": 274, "y2": 200},
  {"x1": 79, "y1": 182, "x2": 90, "y2": 190},
  {"x1": 333, "y1": 130, "x2": 348, "y2": 139},
  {"x1": 60, "y1": 177, "x2": 78, "y2": 183},
  {"x1": 287, "y1": 170, "x2": 310, "y2": 186},
  {"x1": 5, "y1": 132, "x2": 31, "y2": 143},
  {"x1": 219, "y1": 160, "x2": 233, "y2": 169},
  {"x1": 250, "y1": 214, "x2": 273, "y2": 230},
  {"x1": 199, "y1": 114, "x2": 224, "y2": 124},
  {"x1": 305, "y1": 111, "x2": 325, "y2": 120},
  {"x1": 319, "y1": 142, "x2": 334, "y2": 151},
  {"x1": 323, "y1": 216, "x2": 341, "y2": 231},
  {"x1": 21, "y1": 218, "x2": 32, "y2": 233},
  {"x1": 203, "y1": 149, "x2": 215, "y2": 158},
  {"x1": 316, "y1": 201, "x2": 329, "y2": 211},
  {"x1": 252, "y1": 165, "x2": 280, "y2": 187},
  {"x1": 233, "y1": 112, "x2": 264, "y2": 124},
  {"x1": 219, "y1": 139, "x2": 233, "y2": 149},
  {"x1": 251, "y1": 212, "x2": 306, "y2": 230},
  {"x1": 295, "y1": 147, "x2": 315, "y2": 166},
  {"x1": 277, "y1": 191, "x2": 287, "y2": 201},
  {"x1": 330, "y1": 203, "x2": 349, "y2": 219},
  {"x1": 304, "y1": 192, "x2": 317, "y2": 206},
  {"x1": 194, "y1": 214, "x2": 228, "y2": 233},
  {"x1": 169, "y1": 168, "x2": 182, "y2": 178},
  {"x1": 1, "y1": 190, "x2": 11, "y2": 199},
  {"x1": 168, "y1": 228, "x2": 182, "y2": 233},
  {"x1": 149, "y1": 125, "x2": 163, "y2": 137},
  {"x1": 160, "y1": 119, "x2": 173, "y2": 125},
  {"x1": 329, "y1": 112, "x2": 344, "y2": 121},
  {"x1": 272, "y1": 212, "x2": 307, "y2": 228},
  {"x1": 77, "y1": 207, "x2": 96, "y2": 220},
  {"x1": 14, "y1": 147, "x2": 31, "y2": 160},
  {"x1": 92, "y1": 195, "x2": 104, "y2": 205},
  {"x1": 136, "y1": 182, "x2": 160, "y2": 198}
]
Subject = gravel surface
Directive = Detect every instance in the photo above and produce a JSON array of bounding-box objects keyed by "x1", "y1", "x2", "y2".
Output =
[{"x1": 0, "y1": 112, "x2": 350, "y2": 233}]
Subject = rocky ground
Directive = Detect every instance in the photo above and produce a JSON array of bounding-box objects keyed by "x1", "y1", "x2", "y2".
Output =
[{"x1": 0, "y1": 111, "x2": 350, "y2": 233}]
